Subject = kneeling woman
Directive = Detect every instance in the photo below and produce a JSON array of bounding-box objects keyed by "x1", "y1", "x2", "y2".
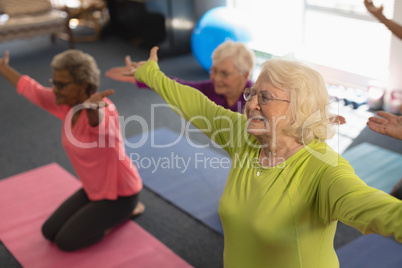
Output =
[{"x1": 0, "y1": 50, "x2": 144, "y2": 251}]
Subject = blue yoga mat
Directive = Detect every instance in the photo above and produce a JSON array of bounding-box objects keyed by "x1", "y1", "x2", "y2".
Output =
[
  {"x1": 341, "y1": 142, "x2": 402, "y2": 193},
  {"x1": 337, "y1": 234, "x2": 402, "y2": 268},
  {"x1": 127, "y1": 130, "x2": 401, "y2": 235},
  {"x1": 125, "y1": 128, "x2": 230, "y2": 234},
  {"x1": 338, "y1": 143, "x2": 402, "y2": 267}
]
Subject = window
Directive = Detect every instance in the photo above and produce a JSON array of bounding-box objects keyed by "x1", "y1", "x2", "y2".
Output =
[
  {"x1": 299, "y1": 0, "x2": 395, "y2": 83},
  {"x1": 232, "y1": 0, "x2": 397, "y2": 88}
]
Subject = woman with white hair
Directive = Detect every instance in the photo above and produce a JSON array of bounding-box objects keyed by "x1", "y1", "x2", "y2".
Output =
[
  {"x1": 127, "y1": 47, "x2": 402, "y2": 267},
  {"x1": 106, "y1": 40, "x2": 255, "y2": 112}
]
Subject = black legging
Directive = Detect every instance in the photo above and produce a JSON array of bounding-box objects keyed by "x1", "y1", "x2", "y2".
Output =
[{"x1": 42, "y1": 188, "x2": 139, "y2": 251}]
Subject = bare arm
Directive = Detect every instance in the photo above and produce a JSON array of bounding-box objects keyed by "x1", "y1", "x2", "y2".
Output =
[
  {"x1": 364, "y1": 0, "x2": 402, "y2": 40},
  {"x1": 0, "y1": 51, "x2": 22, "y2": 86},
  {"x1": 373, "y1": 14, "x2": 402, "y2": 40}
]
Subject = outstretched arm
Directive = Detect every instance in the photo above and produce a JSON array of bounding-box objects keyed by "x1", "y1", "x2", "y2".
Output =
[
  {"x1": 364, "y1": 0, "x2": 402, "y2": 40},
  {"x1": 0, "y1": 51, "x2": 23, "y2": 87},
  {"x1": 133, "y1": 47, "x2": 243, "y2": 152},
  {"x1": 367, "y1": 108, "x2": 402, "y2": 140}
]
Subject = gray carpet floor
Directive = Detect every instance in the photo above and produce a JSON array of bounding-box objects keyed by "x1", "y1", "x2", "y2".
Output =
[{"x1": 0, "y1": 33, "x2": 401, "y2": 268}]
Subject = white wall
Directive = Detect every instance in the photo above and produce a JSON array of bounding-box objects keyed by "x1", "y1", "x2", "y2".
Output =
[
  {"x1": 194, "y1": 0, "x2": 401, "y2": 90},
  {"x1": 387, "y1": 0, "x2": 402, "y2": 90},
  {"x1": 296, "y1": 1, "x2": 402, "y2": 90}
]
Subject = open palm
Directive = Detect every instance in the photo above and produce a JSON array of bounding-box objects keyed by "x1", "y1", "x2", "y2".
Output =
[{"x1": 367, "y1": 109, "x2": 402, "y2": 140}]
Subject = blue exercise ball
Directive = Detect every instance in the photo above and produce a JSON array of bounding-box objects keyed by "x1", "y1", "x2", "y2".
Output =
[{"x1": 191, "y1": 7, "x2": 252, "y2": 71}]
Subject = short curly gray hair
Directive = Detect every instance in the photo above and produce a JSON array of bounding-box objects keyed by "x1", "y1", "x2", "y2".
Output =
[
  {"x1": 51, "y1": 49, "x2": 100, "y2": 96},
  {"x1": 212, "y1": 41, "x2": 255, "y2": 77}
]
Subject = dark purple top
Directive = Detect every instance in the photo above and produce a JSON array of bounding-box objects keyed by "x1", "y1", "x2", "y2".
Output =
[{"x1": 137, "y1": 78, "x2": 253, "y2": 113}]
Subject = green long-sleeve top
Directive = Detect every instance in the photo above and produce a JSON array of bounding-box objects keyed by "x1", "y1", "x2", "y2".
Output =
[{"x1": 135, "y1": 61, "x2": 402, "y2": 268}]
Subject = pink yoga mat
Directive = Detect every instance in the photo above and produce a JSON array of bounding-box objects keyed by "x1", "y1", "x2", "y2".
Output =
[{"x1": 0, "y1": 163, "x2": 192, "y2": 268}]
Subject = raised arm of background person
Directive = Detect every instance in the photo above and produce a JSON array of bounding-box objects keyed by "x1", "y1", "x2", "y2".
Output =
[
  {"x1": 364, "y1": 0, "x2": 402, "y2": 40},
  {"x1": 0, "y1": 51, "x2": 23, "y2": 86},
  {"x1": 105, "y1": 55, "x2": 215, "y2": 92},
  {"x1": 132, "y1": 47, "x2": 245, "y2": 155},
  {"x1": 367, "y1": 108, "x2": 402, "y2": 140}
]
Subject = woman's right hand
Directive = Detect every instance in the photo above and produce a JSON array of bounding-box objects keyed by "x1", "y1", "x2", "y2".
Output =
[{"x1": 0, "y1": 51, "x2": 10, "y2": 73}]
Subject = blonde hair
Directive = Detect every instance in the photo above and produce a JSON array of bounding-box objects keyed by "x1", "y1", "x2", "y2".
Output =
[
  {"x1": 51, "y1": 49, "x2": 100, "y2": 95},
  {"x1": 212, "y1": 41, "x2": 255, "y2": 77},
  {"x1": 258, "y1": 58, "x2": 335, "y2": 144}
]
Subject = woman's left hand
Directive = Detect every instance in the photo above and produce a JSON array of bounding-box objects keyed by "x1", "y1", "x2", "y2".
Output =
[
  {"x1": 82, "y1": 89, "x2": 115, "y2": 127},
  {"x1": 83, "y1": 89, "x2": 115, "y2": 109}
]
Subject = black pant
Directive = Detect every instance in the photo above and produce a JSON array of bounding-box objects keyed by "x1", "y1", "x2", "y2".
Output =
[{"x1": 42, "y1": 188, "x2": 139, "y2": 251}]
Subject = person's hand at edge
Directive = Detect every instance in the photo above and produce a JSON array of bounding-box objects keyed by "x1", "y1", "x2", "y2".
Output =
[
  {"x1": 367, "y1": 106, "x2": 402, "y2": 140},
  {"x1": 364, "y1": 0, "x2": 384, "y2": 18}
]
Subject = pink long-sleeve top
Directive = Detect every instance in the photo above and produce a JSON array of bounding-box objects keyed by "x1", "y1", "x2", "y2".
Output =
[{"x1": 17, "y1": 75, "x2": 143, "y2": 201}]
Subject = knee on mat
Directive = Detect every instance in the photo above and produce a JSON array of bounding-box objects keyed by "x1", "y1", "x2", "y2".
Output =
[
  {"x1": 54, "y1": 232, "x2": 104, "y2": 252},
  {"x1": 54, "y1": 231, "x2": 85, "y2": 252},
  {"x1": 54, "y1": 235, "x2": 80, "y2": 252},
  {"x1": 41, "y1": 224, "x2": 55, "y2": 242}
]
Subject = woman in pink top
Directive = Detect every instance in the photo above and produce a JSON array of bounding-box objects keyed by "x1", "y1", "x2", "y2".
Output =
[{"x1": 0, "y1": 50, "x2": 144, "y2": 251}]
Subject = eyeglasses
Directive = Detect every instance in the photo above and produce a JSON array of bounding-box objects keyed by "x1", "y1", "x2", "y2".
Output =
[
  {"x1": 243, "y1": 87, "x2": 290, "y2": 105},
  {"x1": 49, "y1": 79, "x2": 75, "y2": 90},
  {"x1": 209, "y1": 67, "x2": 238, "y2": 79}
]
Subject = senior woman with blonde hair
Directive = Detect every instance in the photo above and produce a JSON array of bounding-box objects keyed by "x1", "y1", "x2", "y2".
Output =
[
  {"x1": 0, "y1": 49, "x2": 144, "y2": 251},
  {"x1": 128, "y1": 47, "x2": 402, "y2": 267},
  {"x1": 106, "y1": 40, "x2": 255, "y2": 112}
]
